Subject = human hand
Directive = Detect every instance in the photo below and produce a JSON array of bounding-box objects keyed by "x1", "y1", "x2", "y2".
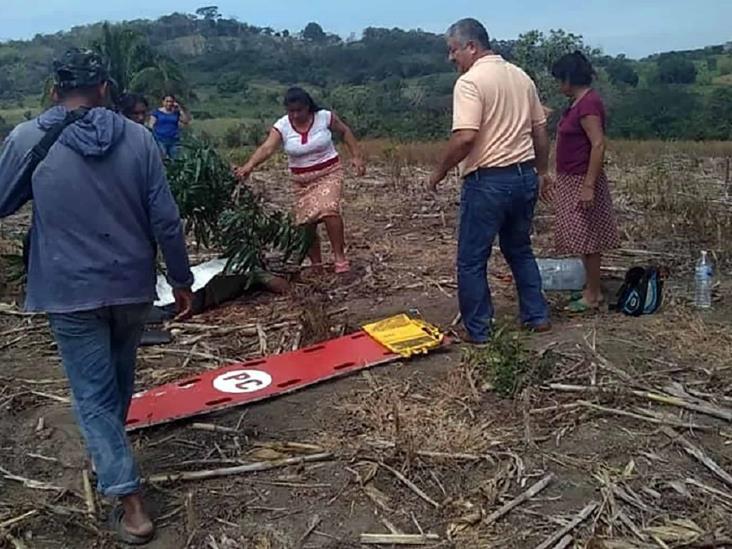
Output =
[
  {"x1": 539, "y1": 174, "x2": 555, "y2": 204},
  {"x1": 578, "y1": 184, "x2": 595, "y2": 209},
  {"x1": 234, "y1": 164, "x2": 253, "y2": 181},
  {"x1": 173, "y1": 288, "x2": 194, "y2": 321},
  {"x1": 352, "y1": 157, "x2": 366, "y2": 177},
  {"x1": 427, "y1": 171, "x2": 445, "y2": 193}
]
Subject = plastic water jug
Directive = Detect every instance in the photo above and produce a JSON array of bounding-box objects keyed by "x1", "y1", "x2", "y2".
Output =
[{"x1": 537, "y1": 258, "x2": 586, "y2": 291}]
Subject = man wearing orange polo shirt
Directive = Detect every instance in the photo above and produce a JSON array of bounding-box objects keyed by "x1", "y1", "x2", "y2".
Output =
[{"x1": 429, "y1": 18, "x2": 551, "y2": 343}]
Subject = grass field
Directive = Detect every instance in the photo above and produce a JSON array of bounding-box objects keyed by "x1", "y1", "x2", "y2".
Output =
[
  {"x1": 3, "y1": 137, "x2": 732, "y2": 547},
  {"x1": 0, "y1": 105, "x2": 38, "y2": 126}
]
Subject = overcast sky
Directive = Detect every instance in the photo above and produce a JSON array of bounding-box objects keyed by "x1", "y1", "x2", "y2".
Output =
[{"x1": 1, "y1": 0, "x2": 730, "y2": 58}]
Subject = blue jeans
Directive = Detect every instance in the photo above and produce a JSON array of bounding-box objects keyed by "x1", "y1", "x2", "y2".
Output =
[
  {"x1": 48, "y1": 303, "x2": 150, "y2": 497},
  {"x1": 158, "y1": 139, "x2": 180, "y2": 159},
  {"x1": 458, "y1": 168, "x2": 549, "y2": 342}
]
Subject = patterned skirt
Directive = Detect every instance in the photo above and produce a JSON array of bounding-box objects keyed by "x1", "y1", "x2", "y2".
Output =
[
  {"x1": 554, "y1": 172, "x2": 620, "y2": 255},
  {"x1": 291, "y1": 163, "x2": 344, "y2": 226}
]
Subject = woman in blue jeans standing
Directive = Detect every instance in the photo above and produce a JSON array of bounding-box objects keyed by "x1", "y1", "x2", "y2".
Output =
[{"x1": 150, "y1": 94, "x2": 190, "y2": 159}]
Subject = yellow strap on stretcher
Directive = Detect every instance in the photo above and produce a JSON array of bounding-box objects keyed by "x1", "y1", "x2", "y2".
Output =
[{"x1": 362, "y1": 314, "x2": 444, "y2": 358}]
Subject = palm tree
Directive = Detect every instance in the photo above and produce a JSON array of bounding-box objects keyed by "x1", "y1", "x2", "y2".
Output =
[
  {"x1": 92, "y1": 24, "x2": 143, "y2": 92},
  {"x1": 92, "y1": 22, "x2": 192, "y2": 100},
  {"x1": 128, "y1": 58, "x2": 191, "y2": 101}
]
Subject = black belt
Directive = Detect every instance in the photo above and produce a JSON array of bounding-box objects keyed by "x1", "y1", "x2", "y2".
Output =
[{"x1": 465, "y1": 160, "x2": 536, "y2": 179}]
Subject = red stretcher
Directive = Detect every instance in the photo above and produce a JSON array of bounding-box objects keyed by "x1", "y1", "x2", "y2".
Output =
[{"x1": 126, "y1": 330, "x2": 404, "y2": 431}]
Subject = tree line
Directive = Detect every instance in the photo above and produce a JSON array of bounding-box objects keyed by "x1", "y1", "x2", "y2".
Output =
[{"x1": 0, "y1": 10, "x2": 731, "y2": 142}]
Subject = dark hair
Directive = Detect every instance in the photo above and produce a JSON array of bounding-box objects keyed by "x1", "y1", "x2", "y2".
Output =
[
  {"x1": 55, "y1": 84, "x2": 103, "y2": 101},
  {"x1": 119, "y1": 93, "x2": 149, "y2": 116},
  {"x1": 163, "y1": 94, "x2": 177, "y2": 102},
  {"x1": 551, "y1": 51, "x2": 596, "y2": 86},
  {"x1": 446, "y1": 18, "x2": 491, "y2": 50},
  {"x1": 283, "y1": 87, "x2": 320, "y2": 113}
]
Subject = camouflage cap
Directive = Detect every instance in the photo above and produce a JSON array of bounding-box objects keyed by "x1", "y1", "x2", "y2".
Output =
[{"x1": 53, "y1": 48, "x2": 109, "y2": 89}]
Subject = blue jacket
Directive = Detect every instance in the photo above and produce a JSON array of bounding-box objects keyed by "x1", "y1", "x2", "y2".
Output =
[{"x1": 0, "y1": 106, "x2": 193, "y2": 313}]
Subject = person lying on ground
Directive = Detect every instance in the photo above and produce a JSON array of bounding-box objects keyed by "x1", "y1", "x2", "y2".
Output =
[
  {"x1": 428, "y1": 18, "x2": 551, "y2": 344},
  {"x1": 234, "y1": 87, "x2": 365, "y2": 275},
  {"x1": 0, "y1": 48, "x2": 194, "y2": 545}
]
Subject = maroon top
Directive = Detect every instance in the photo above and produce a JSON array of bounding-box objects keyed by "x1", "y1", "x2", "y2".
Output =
[{"x1": 556, "y1": 89, "x2": 606, "y2": 175}]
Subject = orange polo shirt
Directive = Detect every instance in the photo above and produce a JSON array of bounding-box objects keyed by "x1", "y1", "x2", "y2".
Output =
[{"x1": 452, "y1": 55, "x2": 546, "y2": 177}]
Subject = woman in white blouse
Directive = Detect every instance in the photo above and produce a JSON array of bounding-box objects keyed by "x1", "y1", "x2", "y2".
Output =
[{"x1": 235, "y1": 88, "x2": 365, "y2": 274}]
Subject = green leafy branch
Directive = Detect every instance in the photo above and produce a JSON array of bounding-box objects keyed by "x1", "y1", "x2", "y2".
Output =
[{"x1": 166, "y1": 134, "x2": 309, "y2": 281}]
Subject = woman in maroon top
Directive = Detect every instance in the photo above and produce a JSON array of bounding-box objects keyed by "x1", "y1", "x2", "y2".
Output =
[{"x1": 548, "y1": 52, "x2": 620, "y2": 312}]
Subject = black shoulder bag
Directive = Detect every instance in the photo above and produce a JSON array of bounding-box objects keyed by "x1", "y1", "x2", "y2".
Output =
[{"x1": 21, "y1": 107, "x2": 90, "y2": 271}]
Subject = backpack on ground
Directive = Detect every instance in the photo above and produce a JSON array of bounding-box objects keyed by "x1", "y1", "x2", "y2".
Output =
[{"x1": 613, "y1": 266, "x2": 665, "y2": 316}]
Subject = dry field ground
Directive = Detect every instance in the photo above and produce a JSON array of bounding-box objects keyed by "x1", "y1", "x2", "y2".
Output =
[{"x1": 1, "y1": 140, "x2": 732, "y2": 548}]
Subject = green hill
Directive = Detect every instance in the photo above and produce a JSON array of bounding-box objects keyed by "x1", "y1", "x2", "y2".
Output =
[{"x1": 1, "y1": 12, "x2": 731, "y2": 142}]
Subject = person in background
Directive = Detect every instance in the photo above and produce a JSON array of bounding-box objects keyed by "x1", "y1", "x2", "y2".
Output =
[
  {"x1": 150, "y1": 94, "x2": 190, "y2": 159},
  {"x1": 429, "y1": 18, "x2": 551, "y2": 343},
  {"x1": 119, "y1": 93, "x2": 149, "y2": 125},
  {"x1": 0, "y1": 49, "x2": 194, "y2": 544},
  {"x1": 547, "y1": 51, "x2": 620, "y2": 312},
  {"x1": 121, "y1": 93, "x2": 166, "y2": 159},
  {"x1": 235, "y1": 87, "x2": 365, "y2": 274}
]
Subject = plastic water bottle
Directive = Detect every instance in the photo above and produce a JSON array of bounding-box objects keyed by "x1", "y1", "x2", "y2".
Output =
[
  {"x1": 537, "y1": 258, "x2": 586, "y2": 291},
  {"x1": 694, "y1": 250, "x2": 713, "y2": 309}
]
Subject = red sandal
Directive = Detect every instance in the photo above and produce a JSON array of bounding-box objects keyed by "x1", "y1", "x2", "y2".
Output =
[{"x1": 334, "y1": 260, "x2": 351, "y2": 274}]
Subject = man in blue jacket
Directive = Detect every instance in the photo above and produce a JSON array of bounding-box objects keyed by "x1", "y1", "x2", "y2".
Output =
[{"x1": 0, "y1": 49, "x2": 194, "y2": 544}]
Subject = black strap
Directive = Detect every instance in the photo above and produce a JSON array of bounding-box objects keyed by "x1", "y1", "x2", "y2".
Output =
[
  {"x1": 21, "y1": 107, "x2": 90, "y2": 272},
  {"x1": 25, "y1": 107, "x2": 91, "y2": 177}
]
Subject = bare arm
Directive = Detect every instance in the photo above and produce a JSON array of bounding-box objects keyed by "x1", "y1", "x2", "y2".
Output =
[
  {"x1": 330, "y1": 112, "x2": 365, "y2": 176},
  {"x1": 236, "y1": 129, "x2": 283, "y2": 178},
  {"x1": 531, "y1": 123, "x2": 550, "y2": 176},
  {"x1": 178, "y1": 105, "x2": 192, "y2": 126},
  {"x1": 531, "y1": 122, "x2": 555, "y2": 202},
  {"x1": 428, "y1": 130, "x2": 478, "y2": 190},
  {"x1": 579, "y1": 115, "x2": 605, "y2": 190},
  {"x1": 330, "y1": 113, "x2": 361, "y2": 159},
  {"x1": 429, "y1": 76, "x2": 481, "y2": 190}
]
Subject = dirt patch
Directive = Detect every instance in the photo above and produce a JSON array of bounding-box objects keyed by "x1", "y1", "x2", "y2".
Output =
[{"x1": 2, "y1": 147, "x2": 732, "y2": 548}]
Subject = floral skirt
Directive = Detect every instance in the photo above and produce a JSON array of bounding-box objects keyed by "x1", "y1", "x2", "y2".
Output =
[{"x1": 291, "y1": 164, "x2": 344, "y2": 226}]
